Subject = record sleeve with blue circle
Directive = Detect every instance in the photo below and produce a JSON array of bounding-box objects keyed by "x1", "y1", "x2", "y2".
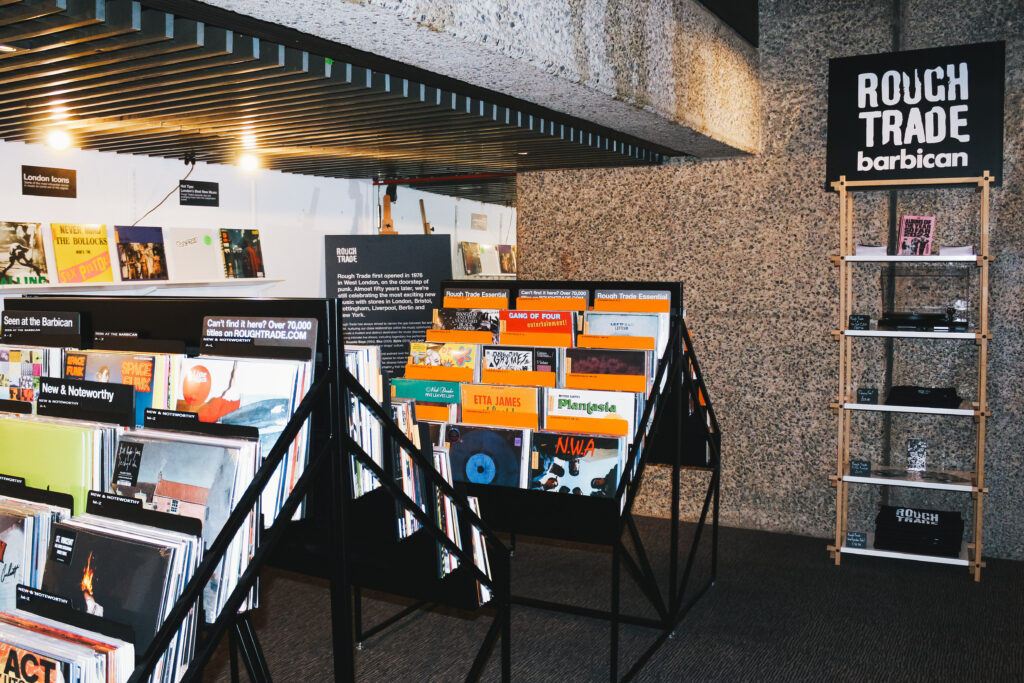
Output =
[{"x1": 446, "y1": 424, "x2": 529, "y2": 488}]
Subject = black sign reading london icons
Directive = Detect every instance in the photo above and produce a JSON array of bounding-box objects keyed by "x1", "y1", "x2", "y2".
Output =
[
  {"x1": 0, "y1": 309, "x2": 81, "y2": 347},
  {"x1": 849, "y1": 460, "x2": 872, "y2": 476},
  {"x1": 179, "y1": 179, "x2": 220, "y2": 207},
  {"x1": 827, "y1": 41, "x2": 1004, "y2": 186},
  {"x1": 845, "y1": 531, "x2": 869, "y2": 549},
  {"x1": 36, "y1": 377, "x2": 134, "y2": 427},
  {"x1": 856, "y1": 387, "x2": 879, "y2": 404},
  {"x1": 21, "y1": 165, "x2": 77, "y2": 198},
  {"x1": 848, "y1": 314, "x2": 870, "y2": 330}
]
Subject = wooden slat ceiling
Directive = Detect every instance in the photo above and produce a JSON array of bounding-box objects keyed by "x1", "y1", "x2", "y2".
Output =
[{"x1": 0, "y1": 0, "x2": 666, "y2": 203}]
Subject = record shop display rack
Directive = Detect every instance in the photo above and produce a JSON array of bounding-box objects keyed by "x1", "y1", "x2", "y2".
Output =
[
  {"x1": 828, "y1": 172, "x2": 993, "y2": 581},
  {"x1": 4, "y1": 294, "x2": 510, "y2": 682},
  {"x1": 336, "y1": 279, "x2": 721, "y2": 683}
]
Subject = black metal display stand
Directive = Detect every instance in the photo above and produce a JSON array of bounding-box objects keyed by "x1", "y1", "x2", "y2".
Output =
[
  {"x1": 5, "y1": 284, "x2": 720, "y2": 682},
  {"x1": 5, "y1": 295, "x2": 510, "y2": 682},
  {"x1": 343, "y1": 279, "x2": 721, "y2": 682}
]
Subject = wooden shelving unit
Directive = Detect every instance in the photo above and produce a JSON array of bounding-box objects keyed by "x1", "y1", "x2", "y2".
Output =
[{"x1": 828, "y1": 172, "x2": 993, "y2": 582}]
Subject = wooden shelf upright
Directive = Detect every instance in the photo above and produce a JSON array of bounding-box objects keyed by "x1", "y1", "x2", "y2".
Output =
[{"x1": 827, "y1": 172, "x2": 993, "y2": 582}]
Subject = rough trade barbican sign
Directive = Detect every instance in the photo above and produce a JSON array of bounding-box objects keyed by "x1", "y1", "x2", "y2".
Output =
[{"x1": 826, "y1": 41, "x2": 1004, "y2": 185}]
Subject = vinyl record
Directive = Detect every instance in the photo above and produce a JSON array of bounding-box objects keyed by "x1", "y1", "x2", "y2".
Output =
[{"x1": 448, "y1": 427, "x2": 521, "y2": 487}]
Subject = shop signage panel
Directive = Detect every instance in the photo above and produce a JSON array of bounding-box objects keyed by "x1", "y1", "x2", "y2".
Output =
[{"x1": 827, "y1": 41, "x2": 1004, "y2": 185}]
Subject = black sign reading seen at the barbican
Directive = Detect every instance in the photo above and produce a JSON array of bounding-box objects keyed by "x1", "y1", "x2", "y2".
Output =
[{"x1": 827, "y1": 41, "x2": 1004, "y2": 186}]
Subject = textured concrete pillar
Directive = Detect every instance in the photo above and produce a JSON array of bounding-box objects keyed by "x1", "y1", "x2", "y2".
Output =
[{"x1": 199, "y1": 0, "x2": 761, "y2": 157}]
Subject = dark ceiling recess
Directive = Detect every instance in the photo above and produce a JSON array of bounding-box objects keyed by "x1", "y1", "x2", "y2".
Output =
[
  {"x1": 0, "y1": 0, "x2": 667, "y2": 204},
  {"x1": 697, "y1": 0, "x2": 759, "y2": 48}
]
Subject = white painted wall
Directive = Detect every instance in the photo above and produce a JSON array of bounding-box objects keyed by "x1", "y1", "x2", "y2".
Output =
[{"x1": 0, "y1": 139, "x2": 516, "y2": 305}]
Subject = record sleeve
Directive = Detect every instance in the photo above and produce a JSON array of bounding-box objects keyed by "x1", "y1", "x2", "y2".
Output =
[
  {"x1": 163, "y1": 228, "x2": 223, "y2": 281},
  {"x1": 113, "y1": 226, "x2": 168, "y2": 281},
  {"x1": 0, "y1": 222, "x2": 49, "y2": 286},
  {"x1": 50, "y1": 224, "x2": 113, "y2": 284},
  {"x1": 445, "y1": 424, "x2": 528, "y2": 488},
  {"x1": 528, "y1": 431, "x2": 624, "y2": 498},
  {"x1": 0, "y1": 347, "x2": 46, "y2": 404},
  {"x1": 220, "y1": 229, "x2": 265, "y2": 279}
]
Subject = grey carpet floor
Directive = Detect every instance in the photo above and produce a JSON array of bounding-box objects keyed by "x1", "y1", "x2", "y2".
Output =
[{"x1": 205, "y1": 517, "x2": 1024, "y2": 681}]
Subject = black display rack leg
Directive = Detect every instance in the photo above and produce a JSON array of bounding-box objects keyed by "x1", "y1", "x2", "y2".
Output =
[
  {"x1": 610, "y1": 541, "x2": 621, "y2": 683},
  {"x1": 233, "y1": 614, "x2": 273, "y2": 683},
  {"x1": 353, "y1": 587, "x2": 363, "y2": 648},
  {"x1": 229, "y1": 628, "x2": 240, "y2": 683}
]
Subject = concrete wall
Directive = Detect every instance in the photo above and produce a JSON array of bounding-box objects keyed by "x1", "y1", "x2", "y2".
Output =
[
  {"x1": 517, "y1": 0, "x2": 1024, "y2": 559},
  {"x1": 201, "y1": 0, "x2": 760, "y2": 156}
]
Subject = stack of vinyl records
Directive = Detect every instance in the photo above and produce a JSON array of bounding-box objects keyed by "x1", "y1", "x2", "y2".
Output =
[
  {"x1": 173, "y1": 355, "x2": 313, "y2": 527},
  {"x1": 0, "y1": 345, "x2": 62, "y2": 407},
  {"x1": 0, "y1": 608, "x2": 135, "y2": 683},
  {"x1": 111, "y1": 429, "x2": 261, "y2": 621},
  {"x1": 344, "y1": 345, "x2": 384, "y2": 498},
  {"x1": 0, "y1": 494, "x2": 73, "y2": 611},
  {"x1": 0, "y1": 414, "x2": 119, "y2": 514},
  {"x1": 41, "y1": 513, "x2": 203, "y2": 682},
  {"x1": 61, "y1": 349, "x2": 183, "y2": 427},
  {"x1": 874, "y1": 505, "x2": 964, "y2": 557}
]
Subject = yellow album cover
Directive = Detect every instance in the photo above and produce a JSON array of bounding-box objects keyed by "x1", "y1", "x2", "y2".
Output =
[{"x1": 50, "y1": 223, "x2": 113, "y2": 283}]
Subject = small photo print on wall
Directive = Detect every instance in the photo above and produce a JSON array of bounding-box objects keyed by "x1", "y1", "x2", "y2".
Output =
[
  {"x1": 0, "y1": 221, "x2": 49, "y2": 285},
  {"x1": 497, "y1": 245, "x2": 516, "y2": 274},
  {"x1": 114, "y1": 226, "x2": 169, "y2": 281},
  {"x1": 221, "y1": 229, "x2": 265, "y2": 279}
]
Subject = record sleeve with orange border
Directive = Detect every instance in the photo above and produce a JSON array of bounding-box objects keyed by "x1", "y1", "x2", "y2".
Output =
[
  {"x1": 543, "y1": 387, "x2": 638, "y2": 442},
  {"x1": 460, "y1": 383, "x2": 539, "y2": 429},
  {"x1": 50, "y1": 223, "x2": 114, "y2": 283},
  {"x1": 498, "y1": 310, "x2": 575, "y2": 347}
]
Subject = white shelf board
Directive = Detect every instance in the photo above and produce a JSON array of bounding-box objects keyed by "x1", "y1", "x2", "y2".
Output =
[
  {"x1": 842, "y1": 533, "x2": 969, "y2": 566},
  {"x1": 0, "y1": 279, "x2": 282, "y2": 294},
  {"x1": 843, "y1": 402, "x2": 975, "y2": 416},
  {"x1": 843, "y1": 468, "x2": 975, "y2": 491},
  {"x1": 843, "y1": 329, "x2": 977, "y2": 340},
  {"x1": 844, "y1": 254, "x2": 977, "y2": 263}
]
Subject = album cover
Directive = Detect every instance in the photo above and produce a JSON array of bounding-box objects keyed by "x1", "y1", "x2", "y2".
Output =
[
  {"x1": 434, "y1": 308, "x2": 500, "y2": 338},
  {"x1": 0, "y1": 347, "x2": 45, "y2": 403},
  {"x1": 497, "y1": 245, "x2": 516, "y2": 274},
  {"x1": 0, "y1": 418, "x2": 94, "y2": 513},
  {"x1": 896, "y1": 216, "x2": 935, "y2": 256},
  {"x1": 408, "y1": 342, "x2": 477, "y2": 369},
  {"x1": 445, "y1": 424, "x2": 528, "y2": 488},
  {"x1": 564, "y1": 348, "x2": 648, "y2": 377},
  {"x1": 460, "y1": 384, "x2": 539, "y2": 429},
  {"x1": 479, "y1": 245, "x2": 500, "y2": 274},
  {"x1": 42, "y1": 524, "x2": 172, "y2": 654},
  {"x1": 64, "y1": 350, "x2": 156, "y2": 427},
  {"x1": 544, "y1": 388, "x2": 638, "y2": 442},
  {"x1": 482, "y1": 346, "x2": 557, "y2": 373},
  {"x1": 113, "y1": 225, "x2": 168, "y2": 281},
  {"x1": 0, "y1": 512, "x2": 29, "y2": 612},
  {"x1": 111, "y1": 435, "x2": 239, "y2": 615},
  {"x1": 498, "y1": 310, "x2": 575, "y2": 336},
  {"x1": 50, "y1": 223, "x2": 113, "y2": 284},
  {"x1": 460, "y1": 242, "x2": 482, "y2": 275},
  {"x1": 528, "y1": 431, "x2": 623, "y2": 498},
  {"x1": 220, "y1": 229, "x2": 265, "y2": 279},
  {"x1": 163, "y1": 228, "x2": 223, "y2": 281},
  {"x1": 0, "y1": 642, "x2": 70, "y2": 682},
  {"x1": 174, "y1": 357, "x2": 299, "y2": 440},
  {"x1": 0, "y1": 222, "x2": 49, "y2": 285},
  {"x1": 583, "y1": 311, "x2": 664, "y2": 354}
]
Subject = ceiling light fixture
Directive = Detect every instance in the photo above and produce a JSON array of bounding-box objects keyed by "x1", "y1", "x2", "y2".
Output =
[
  {"x1": 517, "y1": 151, "x2": 529, "y2": 155},
  {"x1": 239, "y1": 153, "x2": 260, "y2": 172},
  {"x1": 49, "y1": 105, "x2": 70, "y2": 120},
  {"x1": 0, "y1": 45, "x2": 16, "y2": 53},
  {"x1": 46, "y1": 129, "x2": 71, "y2": 151},
  {"x1": 241, "y1": 132, "x2": 257, "y2": 149}
]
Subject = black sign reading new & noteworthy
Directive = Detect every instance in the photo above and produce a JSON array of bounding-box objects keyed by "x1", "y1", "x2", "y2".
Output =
[{"x1": 827, "y1": 41, "x2": 1004, "y2": 185}]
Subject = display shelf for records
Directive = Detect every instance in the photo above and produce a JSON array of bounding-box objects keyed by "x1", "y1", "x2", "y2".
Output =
[
  {"x1": 371, "y1": 278, "x2": 721, "y2": 682},
  {"x1": 842, "y1": 254, "x2": 980, "y2": 263},
  {"x1": 842, "y1": 467, "x2": 977, "y2": 492},
  {"x1": 840, "y1": 329, "x2": 979, "y2": 340},
  {"x1": 841, "y1": 402, "x2": 978, "y2": 416},
  {"x1": 0, "y1": 278, "x2": 281, "y2": 294},
  {"x1": 829, "y1": 172, "x2": 994, "y2": 581},
  {"x1": 2, "y1": 295, "x2": 511, "y2": 682},
  {"x1": 840, "y1": 532, "x2": 970, "y2": 566}
]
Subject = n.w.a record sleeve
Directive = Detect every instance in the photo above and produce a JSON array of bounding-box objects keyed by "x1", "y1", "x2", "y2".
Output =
[
  {"x1": 445, "y1": 424, "x2": 529, "y2": 489},
  {"x1": 529, "y1": 431, "x2": 624, "y2": 498}
]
